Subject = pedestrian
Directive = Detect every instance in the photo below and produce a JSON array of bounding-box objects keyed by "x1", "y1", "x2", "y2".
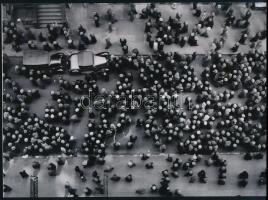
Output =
[
  {"x1": 68, "y1": 38, "x2": 76, "y2": 49},
  {"x1": 19, "y1": 170, "x2": 29, "y2": 178},
  {"x1": 53, "y1": 41, "x2": 62, "y2": 50},
  {"x1": 94, "y1": 12, "x2": 100, "y2": 27},
  {"x1": 28, "y1": 40, "x2": 37, "y2": 49},
  {"x1": 105, "y1": 38, "x2": 112, "y2": 49},
  {"x1": 231, "y1": 42, "x2": 239, "y2": 52},
  {"x1": 107, "y1": 9, "x2": 117, "y2": 23},
  {"x1": 78, "y1": 24, "x2": 86, "y2": 34},
  {"x1": 3, "y1": 185, "x2": 12, "y2": 192},
  {"x1": 43, "y1": 41, "x2": 52, "y2": 51},
  {"x1": 129, "y1": 10, "x2": 135, "y2": 22},
  {"x1": 90, "y1": 34, "x2": 97, "y2": 44},
  {"x1": 239, "y1": 33, "x2": 248, "y2": 44},
  {"x1": 120, "y1": 38, "x2": 127, "y2": 47},
  {"x1": 80, "y1": 32, "x2": 90, "y2": 45},
  {"x1": 78, "y1": 39, "x2": 86, "y2": 50},
  {"x1": 108, "y1": 22, "x2": 113, "y2": 33}
]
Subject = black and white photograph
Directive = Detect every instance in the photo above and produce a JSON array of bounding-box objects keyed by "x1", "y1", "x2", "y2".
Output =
[{"x1": 2, "y1": 1, "x2": 267, "y2": 198}]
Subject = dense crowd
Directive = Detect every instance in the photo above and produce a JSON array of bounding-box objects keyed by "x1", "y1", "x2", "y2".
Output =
[{"x1": 3, "y1": 2, "x2": 267, "y2": 196}]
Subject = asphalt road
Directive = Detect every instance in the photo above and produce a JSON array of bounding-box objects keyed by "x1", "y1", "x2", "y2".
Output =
[
  {"x1": 2, "y1": 3, "x2": 267, "y2": 197},
  {"x1": 4, "y1": 55, "x2": 258, "y2": 154}
]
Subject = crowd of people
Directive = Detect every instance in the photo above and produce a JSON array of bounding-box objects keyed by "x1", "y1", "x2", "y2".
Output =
[{"x1": 3, "y1": 2, "x2": 267, "y2": 197}]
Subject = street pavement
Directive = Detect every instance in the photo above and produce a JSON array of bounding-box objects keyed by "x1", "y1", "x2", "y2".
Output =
[
  {"x1": 2, "y1": 3, "x2": 267, "y2": 197},
  {"x1": 4, "y1": 55, "x2": 256, "y2": 154},
  {"x1": 3, "y1": 3, "x2": 267, "y2": 56},
  {"x1": 3, "y1": 154, "x2": 266, "y2": 197}
]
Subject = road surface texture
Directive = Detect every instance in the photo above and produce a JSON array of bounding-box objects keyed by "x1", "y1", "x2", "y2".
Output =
[
  {"x1": 3, "y1": 3, "x2": 266, "y2": 56},
  {"x1": 3, "y1": 154, "x2": 267, "y2": 197},
  {"x1": 2, "y1": 3, "x2": 267, "y2": 197}
]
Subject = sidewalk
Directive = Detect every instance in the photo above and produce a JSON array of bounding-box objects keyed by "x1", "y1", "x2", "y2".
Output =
[
  {"x1": 3, "y1": 154, "x2": 266, "y2": 197},
  {"x1": 3, "y1": 3, "x2": 267, "y2": 56}
]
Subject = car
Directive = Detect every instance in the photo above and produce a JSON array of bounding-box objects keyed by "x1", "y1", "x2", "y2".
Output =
[
  {"x1": 23, "y1": 49, "x2": 109, "y2": 73},
  {"x1": 69, "y1": 50, "x2": 109, "y2": 74}
]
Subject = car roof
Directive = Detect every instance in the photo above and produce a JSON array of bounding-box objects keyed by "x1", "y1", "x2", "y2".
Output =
[
  {"x1": 23, "y1": 50, "x2": 49, "y2": 66},
  {"x1": 77, "y1": 50, "x2": 94, "y2": 67}
]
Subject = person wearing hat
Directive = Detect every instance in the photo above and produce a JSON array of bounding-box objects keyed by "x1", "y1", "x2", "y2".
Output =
[
  {"x1": 150, "y1": 184, "x2": 158, "y2": 192},
  {"x1": 107, "y1": 8, "x2": 118, "y2": 23},
  {"x1": 94, "y1": 12, "x2": 100, "y2": 27},
  {"x1": 47, "y1": 162, "x2": 57, "y2": 171},
  {"x1": 78, "y1": 39, "x2": 86, "y2": 50},
  {"x1": 141, "y1": 153, "x2": 150, "y2": 161},
  {"x1": 28, "y1": 40, "x2": 37, "y2": 49},
  {"x1": 53, "y1": 40, "x2": 62, "y2": 50},
  {"x1": 105, "y1": 38, "x2": 112, "y2": 49},
  {"x1": 179, "y1": 36, "x2": 187, "y2": 47},
  {"x1": 84, "y1": 187, "x2": 92, "y2": 196},
  {"x1": 193, "y1": 6, "x2": 201, "y2": 17},
  {"x1": 153, "y1": 39, "x2": 159, "y2": 52},
  {"x1": 239, "y1": 33, "x2": 248, "y2": 44},
  {"x1": 113, "y1": 141, "x2": 121, "y2": 150},
  {"x1": 43, "y1": 41, "x2": 52, "y2": 51},
  {"x1": 63, "y1": 29, "x2": 70, "y2": 40},
  {"x1": 145, "y1": 162, "x2": 154, "y2": 169},
  {"x1": 201, "y1": 27, "x2": 211, "y2": 37},
  {"x1": 111, "y1": 174, "x2": 121, "y2": 182},
  {"x1": 231, "y1": 42, "x2": 240, "y2": 52},
  {"x1": 78, "y1": 24, "x2": 86, "y2": 34},
  {"x1": 120, "y1": 38, "x2": 127, "y2": 47},
  {"x1": 130, "y1": 3, "x2": 137, "y2": 15},
  {"x1": 198, "y1": 170, "x2": 207, "y2": 183},
  {"x1": 89, "y1": 34, "x2": 97, "y2": 44},
  {"x1": 127, "y1": 160, "x2": 136, "y2": 168},
  {"x1": 12, "y1": 41, "x2": 21, "y2": 52},
  {"x1": 68, "y1": 38, "x2": 76, "y2": 49},
  {"x1": 145, "y1": 20, "x2": 152, "y2": 33},
  {"x1": 32, "y1": 161, "x2": 41, "y2": 169},
  {"x1": 3, "y1": 183, "x2": 12, "y2": 193},
  {"x1": 125, "y1": 174, "x2": 133, "y2": 182},
  {"x1": 80, "y1": 32, "x2": 90, "y2": 45},
  {"x1": 148, "y1": 37, "x2": 154, "y2": 49},
  {"x1": 19, "y1": 170, "x2": 29, "y2": 178},
  {"x1": 129, "y1": 10, "x2": 135, "y2": 22},
  {"x1": 57, "y1": 157, "x2": 65, "y2": 165},
  {"x1": 258, "y1": 170, "x2": 266, "y2": 185},
  {"x1": 108, "y1": 22, "x2": 113, "y2": 33},
  {"x1": 188, "y1": 32, "x2": 195, "y2": 46}
]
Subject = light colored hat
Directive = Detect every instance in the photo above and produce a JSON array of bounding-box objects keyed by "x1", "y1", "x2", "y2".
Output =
[{"x1": 171, "y1": 3, "x2": 177, "y2": 9}]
